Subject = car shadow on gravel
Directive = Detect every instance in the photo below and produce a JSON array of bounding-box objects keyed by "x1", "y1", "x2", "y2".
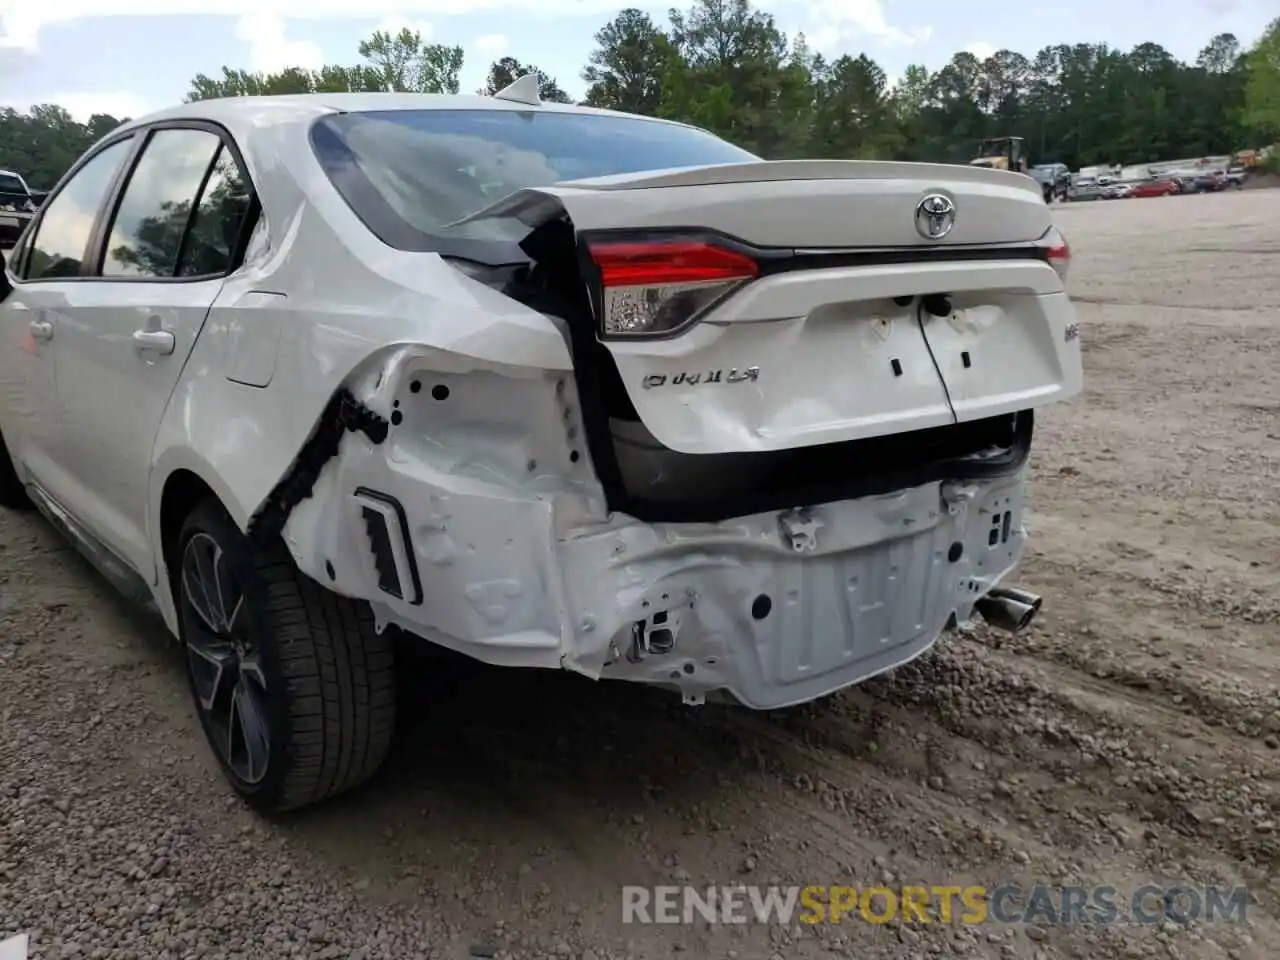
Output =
[{"x1": 270, "y1": 635, "x2": 793, "y2": 891}]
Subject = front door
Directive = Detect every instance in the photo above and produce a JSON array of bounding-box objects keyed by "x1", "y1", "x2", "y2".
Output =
[
  {"x1": 0, "y1": 136, "x2": 138, "y2": 503},
  {"x1": 52, "y1": 127, "x2": 253, "y2": 578}
]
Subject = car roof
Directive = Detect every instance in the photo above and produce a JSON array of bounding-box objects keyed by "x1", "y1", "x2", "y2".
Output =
[{"x1": 113, "y1": 92, "x2": 694, "y2": 136}]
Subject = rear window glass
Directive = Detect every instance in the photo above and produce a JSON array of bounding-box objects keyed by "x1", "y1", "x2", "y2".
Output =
[
  {"x1": 0, "y1": 174, "x2": 25, "y2": 194},
  {"x1": 310, "y1": 108, "x2": 759, "y2": 256}
]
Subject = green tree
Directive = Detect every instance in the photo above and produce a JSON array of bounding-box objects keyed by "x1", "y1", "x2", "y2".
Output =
[
  {"x1": 358, "y1": 28, "x2": 464, "y2": 93},
  {"x1": 12, "y1": 4, "x2": 1264, "y2": 184},
  {"x1": 185, "y1": 64, "x2": 385, "y2": 100},
  {"x1": 1243, "y1": 18, "x2": 1280, "y2": 139},
  {"x1": 481, "y1": 56, "x2": 573, "y2": 102},
  {"x1": 811, "y1": 54, "x2": 898, "y2": 159},
  {"x1": 186, "y1": 28, "x2": 463, "y2": 101},
  {"x1": 581, "y1": 9, "x2": 672, "y2": 114},
  {"x1": 661, "y1": 0, "x2": 807, "y2": 155},
  {"x1": 0, "y1": 105, "x2": 127, "y2": 189}
]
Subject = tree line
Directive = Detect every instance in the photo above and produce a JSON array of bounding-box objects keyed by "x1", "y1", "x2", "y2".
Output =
[{"x1": 2, "y1": 2, "x2": 1278, "y2": 191}]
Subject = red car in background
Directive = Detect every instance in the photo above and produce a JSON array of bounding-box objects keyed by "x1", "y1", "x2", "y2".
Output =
[{"x1": 1128, "y1": 178, "x2": 1180, "y2": 198}]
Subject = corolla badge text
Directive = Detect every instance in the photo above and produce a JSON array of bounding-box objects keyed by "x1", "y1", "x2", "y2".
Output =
[{"x1": 642, "y1": 367, "x2": 760, "y2": 390}]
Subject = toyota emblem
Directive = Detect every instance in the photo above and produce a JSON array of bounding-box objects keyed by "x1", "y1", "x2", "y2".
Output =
[{"x1": 914, "y1": 193, "x2": 956, "y2": 240}]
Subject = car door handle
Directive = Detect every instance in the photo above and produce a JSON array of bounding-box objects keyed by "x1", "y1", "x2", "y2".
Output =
[
  {"x1": 133, "y1": 328, "x2": 175, "y2": 355},
  {"x1": 29, "y1": 318, "x2": 54, "y2": 340}
]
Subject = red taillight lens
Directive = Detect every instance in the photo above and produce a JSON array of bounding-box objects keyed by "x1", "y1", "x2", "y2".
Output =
[
  {"x1": 1037, "y1": 226, "x2": 1071, "y2": 282},
  {"x1": 587, "y1": 240, "x2": 759, "y2": 338}
]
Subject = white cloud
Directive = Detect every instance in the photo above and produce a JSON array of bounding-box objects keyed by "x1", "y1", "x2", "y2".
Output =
[
  {"x1": 370, "y1": 16, "x2": 434, "y2": 39},
  {"x1": 9, "y1": 91, "x2": 150, "y2": 121},
  {"x1": 473, "y1": 33, "x2": 508, "y2": 56},
  {"x1": 0, "y1": 0, "x2": 642, "y2": 53},
  {"x1": 964, "y1": 41, "x2": 997, "y2": 61},
  {"x1": 805, "y1": 0, "x2": 931, "y2": 51},
  {"x1": 0, "y1": 7, "x2": 42, "y2": 49},
  {"x1": 236, "y1": 12, "x2": 324, "y2": 73},
  {"x1": 807, "y1": 25, "x2": 841, "y2": 54}
]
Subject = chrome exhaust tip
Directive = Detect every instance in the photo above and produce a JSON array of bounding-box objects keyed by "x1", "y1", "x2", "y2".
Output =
[{"x1": 974, "y1": 586, "x2": 1043, "y2": 633}]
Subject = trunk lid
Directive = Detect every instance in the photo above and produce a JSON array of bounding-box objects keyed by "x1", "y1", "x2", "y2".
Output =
[
  {"x1": 460, "y1": 159, "x2": 1052, "y2": 249},
  {"x1": 463, "y1": 160, "x2": 1077, "y2": 456}
]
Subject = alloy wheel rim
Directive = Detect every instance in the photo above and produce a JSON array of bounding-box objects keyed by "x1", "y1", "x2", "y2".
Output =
[{"x1": 180, "y1": 532, "x2": 270, "y2": 785}]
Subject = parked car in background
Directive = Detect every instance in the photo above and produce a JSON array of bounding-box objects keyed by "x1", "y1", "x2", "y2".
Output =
[
  {"x1": 1030, "y1": 163, "x2": 1070, "y2": 203},
  {"x1": 1175, "y1": 173, "x2": 1218, "y2": 194},
  {"x1": 0, "y1": 170, "x2": 41, "y2": 246},
  {"x1": 1101, "y1": 182, "x2": 1133, "y2": 199},
  {"x1": 1066, "y1": 177, "x2": 1104, "y2": 201},
  {"x1": 1224, "y1": 166, "x2": 1248, "y2": 188},
  {"x1": 1128, "y1": 177, "x2": 1179, "y2": 198}
]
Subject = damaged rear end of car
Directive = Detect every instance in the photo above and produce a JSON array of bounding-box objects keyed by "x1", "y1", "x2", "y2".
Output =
[{"x1": 270, "y1": 105, "x2": 1082, "y2": 710}]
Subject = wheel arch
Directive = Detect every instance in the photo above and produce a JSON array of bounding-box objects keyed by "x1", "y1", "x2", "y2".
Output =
[{"x1": 150, "y1": 453, "x2": 254, "y2": 635}]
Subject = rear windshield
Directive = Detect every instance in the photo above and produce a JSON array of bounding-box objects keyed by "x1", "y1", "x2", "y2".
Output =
[{"x1": 310, "y1": 108, "x2": 759, "y2": 259}]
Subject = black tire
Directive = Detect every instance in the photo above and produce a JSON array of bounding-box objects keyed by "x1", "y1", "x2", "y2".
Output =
[
  {"x1": 175, "y1": 497, "x2": 396, "y2": 813},
  {"x1": 0, "y1": 430, "x2": 31, "y2": 510}
]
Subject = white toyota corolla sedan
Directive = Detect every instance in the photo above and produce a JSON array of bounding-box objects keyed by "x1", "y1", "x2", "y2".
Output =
[{"x1": 0, "y1": 75, "x2": 1081, "y2": 812}]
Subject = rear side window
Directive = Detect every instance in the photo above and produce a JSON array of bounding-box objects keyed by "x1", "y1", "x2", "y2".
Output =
[
  {"x1": 310, "y1": 109, "x2": 759, "y2": 255},
  {"x1": 0, "y1": 174, "x2": 25, "y2": 194},
  {"x1": 102, "y1": 128, "x2": 223, "y2": 278},
  {"x1": 24, "y1": 137, "x2": 134, "y2": 281},
  {"x1": 176, "y1": 145, "x2": 253, "y2": 277}
]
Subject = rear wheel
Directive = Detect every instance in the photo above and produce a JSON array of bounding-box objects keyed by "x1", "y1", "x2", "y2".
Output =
[
  {"x1": 176, "y1": 498, "x2": 396, "y2": 813},
  {"x1": 0, "y1": 430, "x2": 31, "y2": 510}
]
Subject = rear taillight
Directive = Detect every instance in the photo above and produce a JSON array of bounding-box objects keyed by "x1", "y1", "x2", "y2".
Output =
[
  {"x1": 587, "y1": 239, "x2": 759, "y2": 339},
  {"x1": 1037, "y1": 225, "x2": 1071, "y2": 282}
]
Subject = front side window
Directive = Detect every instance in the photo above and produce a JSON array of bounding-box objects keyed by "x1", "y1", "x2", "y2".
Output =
[
  {"x1": 102, "y1": 128, "x2": 223, "y2": 279},
  {"x1": 6, "y1": 230, "x2": 31, "y2": 278},
  {"x1": 310, "y1": 109, "x2": 760, "y2": 254},
  {"x1": 24, "y1": 137, "x2": 134, "y2": 281}
]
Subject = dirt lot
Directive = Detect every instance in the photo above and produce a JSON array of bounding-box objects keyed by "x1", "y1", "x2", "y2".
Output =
[{"x1": 1, "y1": 190, "x2": 1278, "y2": 960}]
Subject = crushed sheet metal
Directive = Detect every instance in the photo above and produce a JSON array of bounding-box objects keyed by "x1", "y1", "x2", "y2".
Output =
[{"x1": 246, "y1": 388, "x2": 388, "y2": 546}]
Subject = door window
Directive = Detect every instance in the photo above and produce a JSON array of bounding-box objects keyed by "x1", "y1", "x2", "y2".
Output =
[
  {"x1": 102, "y1": 128, "x2": 223, "y2": 279},
  {"x1": 23, "y1": 137, "x2": 135, "y2": 281},
  {"x1": 6, "y1": 229, "x2": 30, "y2": 278},
  {"x1": 175, "y1": 145, "x2": 254, "y2": 277}
]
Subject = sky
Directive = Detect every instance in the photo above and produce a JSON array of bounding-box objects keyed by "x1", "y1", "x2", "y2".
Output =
[{"x1": 0, "y1": 0, "x2": 1275, "y2": 122}]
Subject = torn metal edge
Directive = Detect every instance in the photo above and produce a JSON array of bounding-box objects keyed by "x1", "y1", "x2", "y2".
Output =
[{"x1": 246, "y1": 388, "x2": 389, "y2": 547}]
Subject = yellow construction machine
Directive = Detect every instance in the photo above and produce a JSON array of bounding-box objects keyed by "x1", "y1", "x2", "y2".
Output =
[{"x1": 970, "y1": 136, "x2": 1028, "y2": 173}]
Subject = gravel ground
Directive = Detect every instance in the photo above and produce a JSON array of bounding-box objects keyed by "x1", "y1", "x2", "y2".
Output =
[{"x1": 2, "y1": 189, "x2": 1278, "y2": 960}]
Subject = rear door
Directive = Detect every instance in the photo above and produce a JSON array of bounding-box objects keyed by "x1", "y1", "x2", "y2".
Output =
[{"x1": 51, "y1": 124, "x2": 255, "y2": 577}]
